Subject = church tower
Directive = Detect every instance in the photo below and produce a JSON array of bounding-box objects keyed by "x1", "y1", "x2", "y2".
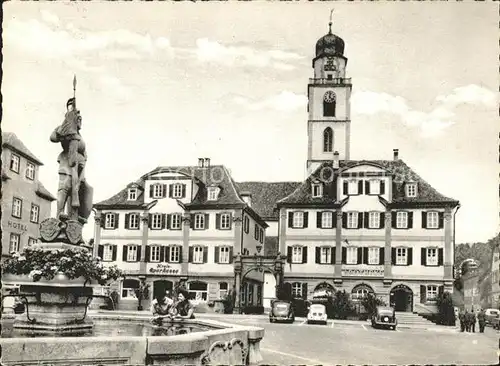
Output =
[{"x1": 307, "y1": 16, "x2": 352, "y2": 173}]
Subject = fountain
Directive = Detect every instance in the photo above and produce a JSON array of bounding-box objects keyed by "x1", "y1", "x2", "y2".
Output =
[{"x1": 0, "y1": 78, "x2": 265, "y2": 365}]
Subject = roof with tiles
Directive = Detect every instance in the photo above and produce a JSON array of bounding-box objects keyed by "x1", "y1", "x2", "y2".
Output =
[
  {"x1": 278, "y1": 159, "x2": 459, "y2": 206},
  {"x1": 36, "y1": 182, "x2": 57, "y2": 201},
  {"x1": 236, "y1": 182, "x2": 302, "y2": 220},
  {"x1": 94, "y1": 165, "x2": 246, "y2": 209},
  {"x1": 2, "y1": 132, "x2": 43, "y2": 165}
]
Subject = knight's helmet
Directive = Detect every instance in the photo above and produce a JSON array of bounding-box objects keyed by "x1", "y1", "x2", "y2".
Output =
[{"x1": 66, "y1": 98, "x2": 76, "y2": 112}]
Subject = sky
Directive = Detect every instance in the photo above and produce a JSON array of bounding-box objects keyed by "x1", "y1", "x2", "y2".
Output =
[{"x1": 2, "y1": 1, "x2": 498, "y2": 244}]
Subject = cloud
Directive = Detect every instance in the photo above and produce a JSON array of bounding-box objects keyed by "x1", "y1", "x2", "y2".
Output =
[
  {"x1": 40, "y1": 10, "x2": 60, "y2": 26},
  {"x1": 232, "y1": 91, "x2": 307, "y2": 112},
  {"x1": 98, "y1": 75, "x2": 133, "y2": 102},
  {"x1": 194, "y1": 38, "x2": 304, "y2": 70},
  {"x1": 436, "y1": 84, "x2": 498, "y2": 108},
  {"x1": 351, "y1": 85, "x2": 496, "y2": 137}
]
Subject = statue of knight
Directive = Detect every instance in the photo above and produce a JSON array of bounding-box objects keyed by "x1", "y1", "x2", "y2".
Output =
[{"x1": 49, "y1": 76, "x2": 93, "y2": 225}]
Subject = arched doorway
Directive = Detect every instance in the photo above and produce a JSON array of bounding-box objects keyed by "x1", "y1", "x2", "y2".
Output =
[
  {"x1": 390, "y1": 284, "x2": 413, "y2": 312},
  {"x1": 153, "y1": 280, "x2": 173, "y2": 300},
  {"x1": 314, "y1": 282, "x2": 335, "y2": 297}
]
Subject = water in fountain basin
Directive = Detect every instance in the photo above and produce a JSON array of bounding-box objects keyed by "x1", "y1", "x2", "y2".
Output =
[{"x1": 1, "y1": 318, "x2": 214, "y2": 338}]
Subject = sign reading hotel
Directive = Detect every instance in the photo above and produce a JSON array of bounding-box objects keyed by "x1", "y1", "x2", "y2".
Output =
[
  {"x1": 342, "y1": 266, "x2": 384, "y2": 277},
  {"x1": 7, "y1": 221, "x2": 28, "y2": 233},
  {"x1": 149, "y1": 263, "x2": 180, "y2": 275}
]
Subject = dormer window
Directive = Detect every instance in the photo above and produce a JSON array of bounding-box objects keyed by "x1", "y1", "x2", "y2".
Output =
[
  {"x1": 312, "y1": 183, "x2": 323, "y2": 198},
  {"x1": 406, "y1": 183, "x2": 417, "y2": 198},
  {"x1": 208, "y1": 187, "x2": 220, "y2": 201},
  {"x1": 128, "y1": 188, "x2": 138, "y2": 201}
]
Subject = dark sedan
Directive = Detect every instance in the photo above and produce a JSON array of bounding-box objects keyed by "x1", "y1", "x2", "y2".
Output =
[
  {"x1": 371, "y1": 306, "x2": 397, "y2": 330},
  {"x1": 269, "y1": 300, "x2": 295, "y2": 323}
]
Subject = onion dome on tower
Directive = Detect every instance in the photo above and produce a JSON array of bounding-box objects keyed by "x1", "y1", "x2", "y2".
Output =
[{"x1": 315, "y1": 20, "x2": 345, "y2": 58}]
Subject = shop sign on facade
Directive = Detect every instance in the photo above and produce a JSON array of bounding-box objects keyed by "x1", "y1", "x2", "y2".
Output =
[
  {"x1": 341, "y1": 266, "x2": 384, "y2": 277},
  {"x1": 149, "y1": 263, "x2": 180, "y2": 275},
  {"x1": 7, "y1": 221, "x2": 28, "y2": 233}
]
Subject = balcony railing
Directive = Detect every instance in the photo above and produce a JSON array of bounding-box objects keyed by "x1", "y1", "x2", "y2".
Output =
[{"x1": 309, "y1": 77, "x2": 352, "y2": 86}]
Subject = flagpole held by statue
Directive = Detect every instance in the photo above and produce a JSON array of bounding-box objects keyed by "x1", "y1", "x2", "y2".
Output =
[{"x1": 41, "y1": 76, "x2": 94, "y2": 246}]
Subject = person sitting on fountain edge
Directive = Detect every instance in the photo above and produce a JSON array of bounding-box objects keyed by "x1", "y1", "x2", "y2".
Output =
[
  {"x1": 150, "y1": 289, "x2": 174, "y2": 325},
  {"x1": 172, "y1": 288, "x2": 195, "y2": 320}
]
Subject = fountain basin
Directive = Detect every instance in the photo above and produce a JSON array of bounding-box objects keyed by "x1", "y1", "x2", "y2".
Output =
[{"x1": 0, "y1": 312, "x2": 265, "y2": 365}]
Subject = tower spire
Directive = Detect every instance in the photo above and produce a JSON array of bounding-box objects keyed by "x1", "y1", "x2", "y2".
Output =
[{"x1": 328, "y1": 9, "x2": 334, "y2": 34}]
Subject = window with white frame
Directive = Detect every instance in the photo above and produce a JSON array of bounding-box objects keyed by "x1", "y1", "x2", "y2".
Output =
[
  {"x1": 193, "y1": 246, "x2": 204, "y2": 263},
  {"x1": 369, "y1": 179, "x2": 380, "y2": 195},
  {"x1": 427, "y1": 212, "x2": 439, "y2": 229},
  {"x1": 104, "y1": 213, "x2": 116, "y2": 229},
  {"x1": 219, "y1": 246, "x2": 230, "y2": 264},
  {"x1": 152, "y1": 184, "x2": 164, "y2": 199},
  {"x1": 128, "y1": 188, "x2": 137, "y2": 201},
  {"x1": 103, "y1": 245, "x2": 114, "y2": 261},
  {"x1": 321, "y1": 211, "x2": 333, "y2": 228},
  {"x1": 426, "y1": 248, "x2": 438, "y2": 266},
  {"x1": 219, "y1": 282, "x2": 228, "y2": 299},
  {"x1": 396, "y1": 212, "x2": 408, "y2": 229},
  {"x1": 396, "y1": 247, "x2": 407, "y2": 265},
  {"x1": 150, "y1": 246, "x2": 161, "y2": 262},
  {"x1": 194, "y1": 214, "x2": 205, "y2": 230},
  {"x1": 368, "y1": 212, "x2": 380, "y2": 229},
  {"x1": 30, "y1": 204, "x2": 39, "y2": 223},
  {"x1": 347, "y1": 212, "x2": 358, "y2": 229},
  {"x1": 406, "y1": 183, "x2": 417, "y2": 198},
  {"x1": 169, "y1": 246, "x2": 180, "y2": 262},
  {"x1": 292, "y1": 212, "x2": 304, "y2": 228},
  {"x1": 320, "y1": 247, "x2": 332, "y2": 264},
  {"x1": 27, "y1": 237, "x2": 38, "y2": 247},
  {"x1": 121, "y1": 279, "x2": 139, "y2": 299},
  {"x1": 188, "y1": 282, "x2": 208, "y2": 301},
  {"x1": 208, "y1": 187, "x2": 219, "y2": 201},
  {"x1": 347, "y1": 180, "x2": 359, "y2": 195},
  {"x1": 352, "y1": 286, "x2": 372, "y2": 300},
  {"x1": 368, "y1": 247, "x2": 380, "y2": 265},
  {"x1": 172, "y1": 184, "x2": 183, "y2": 199},
  {"x1": 128, "y1": 213, "x2": 140, "y2": 229},
  {"x1": 346, "y1": 247, "x2": 358, "y2": 264},
  {"x1": 312, "y1": 183, "x2": 323, "y2": 198},
  {"x1": 291, "y1": 283, "x2": 302, "y2": 298},
  {"x1": 220, "y1": 213, "x2": 231, "y2": 230},
  {"x1": 12, "y1": 198, "x2": 22, "y2": 218},
  {"x1": 127, "y1": 245, "x2": 138, "y2": 262},
  {"x1": 151, "y1": 213, "x2": 162, "y2": 230},
  {"x1": 26, "y1": 162, "x2": 35, "y2": 180},
  {"x1": 10, "y1": 154, "x2": 20, "y2": 173},
  {"x1": 170, "y1": 214, "x2": 182, "y2": 230},
  {"x1": 426, "y1": 285, "x2": 438, "y2": 301},
  {"x1": 9, "y1": 233, "x2": 20, "y2": 253},
  {"x1": 292, "y1": 246, "x2": 303, "y2": 263}
]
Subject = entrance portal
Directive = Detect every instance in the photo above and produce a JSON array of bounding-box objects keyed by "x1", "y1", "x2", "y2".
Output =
[
  {"x1": 153, "y1": 280, "x2": 173, "y2": 300},
  {"x1": 390, "y1": 284, "x2": 413, "y2": 312}
]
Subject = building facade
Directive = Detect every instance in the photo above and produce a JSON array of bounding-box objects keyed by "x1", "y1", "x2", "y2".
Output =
[
  {"x1": 1, "y1": 132, "x2": 55, "y2": 259},
  {"x1": 272, "y1": 25, "x2": 460, "y2": 314},
  {"x1": 93, "y1": 159, "x2": 268, "y2": 310},
  {"x1": 489, "y1": 245, "x2": 500, "y2": 308}
]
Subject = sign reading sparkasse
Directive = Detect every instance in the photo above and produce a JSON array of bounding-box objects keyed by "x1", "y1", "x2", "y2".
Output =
[{"x1": 148, "y1": 263, "x2": 180, "y2": 275}]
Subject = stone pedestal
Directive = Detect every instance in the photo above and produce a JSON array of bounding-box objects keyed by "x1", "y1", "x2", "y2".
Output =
[{"x1": 4, "y1": 243, "x2": 95, "y2": 336}]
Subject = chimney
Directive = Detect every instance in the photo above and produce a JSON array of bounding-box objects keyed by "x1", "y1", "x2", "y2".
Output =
[
  {"x1": 204, "y1": 158, "x2": 211, "y2": 168},
  {"x1": 241, "y1": 191, "x2": 252, "y2": 206},
  {"x1": 393, "y1": 149, "x2": 399, "y2": 161},
  {"x1": 333, "y1": 151, "x2": 340, "y2": 169},
  {"x1": 198, "y1": 158, "x2": 205, "y2": 168}
]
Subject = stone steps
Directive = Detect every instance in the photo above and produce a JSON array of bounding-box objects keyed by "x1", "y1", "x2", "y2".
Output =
[{"x1": 395, "y1": 312, "x2": 436, "y2": 326}]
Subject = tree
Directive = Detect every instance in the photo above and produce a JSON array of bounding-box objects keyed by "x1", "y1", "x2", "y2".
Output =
[
  {"x1": 436, "y1": 291, "x2": 455, "y2": 326},
  {"x1": 332, "y1": 290, "x2": 354, "y2": 319},
  {"x1": 360, "y1": 293, "x2": 386, "y2": 318}
]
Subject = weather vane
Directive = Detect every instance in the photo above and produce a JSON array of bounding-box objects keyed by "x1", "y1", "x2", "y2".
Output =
[{"x1": 329, "y1": 9, "x2": 334, "y2": 34}]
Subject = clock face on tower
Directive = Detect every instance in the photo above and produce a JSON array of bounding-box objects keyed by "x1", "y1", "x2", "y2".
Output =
[{"x1": 323, "y1": 91, "x2": 336, "y2": 103}]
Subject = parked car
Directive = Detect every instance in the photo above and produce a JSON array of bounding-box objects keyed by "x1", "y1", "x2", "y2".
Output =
[
  {"x1": 371, "y1": 306, "x2": 397, "y2": 330},
  {"x1": 269, "y1": 300, "x2": 295, "y2": 323},
  {"x1": 307, "y1": 304, "x2": 327, "y2": 325},
  {"x1": 484, "y1": 308, "x2": 500, "y2": 327}
]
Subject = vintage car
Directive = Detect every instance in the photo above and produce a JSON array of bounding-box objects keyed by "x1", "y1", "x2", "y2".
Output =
[
  {"x1": 484, "y1": 308, "x2": 500, "y2": 327},
  {"x1": 269, "y1": 300, "x2": 295, "y2": 323},
  {"x1": 307, "y1": 304, "x2": 328, "y2": 325},
  {"x1": 371, "y1": 306, "x2": 397, "y2": 330}
]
